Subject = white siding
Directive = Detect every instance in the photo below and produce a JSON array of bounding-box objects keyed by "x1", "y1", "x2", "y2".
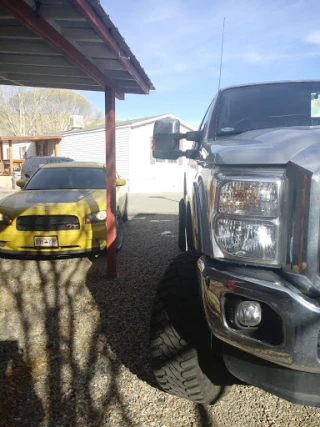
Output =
[
  {"x1": 59, "y1": 129, "x2": 106, "y2": 162},
  {"x1": 115, "y1": 126, "x2": 130, "y2": 184}
]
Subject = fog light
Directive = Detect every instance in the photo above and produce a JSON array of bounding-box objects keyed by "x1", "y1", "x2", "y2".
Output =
[
  {"x1": 0, "y1": 241, "x2": 6, "y2": 247},
  {"x1": 236, "y1": 301, "x2": 261, "y2": 327}
]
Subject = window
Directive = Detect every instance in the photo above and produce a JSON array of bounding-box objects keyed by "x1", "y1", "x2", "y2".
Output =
[{"x1": 19, "y1": 146, "x2": 27, "y2": 159}]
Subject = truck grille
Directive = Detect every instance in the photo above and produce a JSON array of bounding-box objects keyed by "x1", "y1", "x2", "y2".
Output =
[{"x1": 16, "y1": 215, "x2": 80, "y2": 231}]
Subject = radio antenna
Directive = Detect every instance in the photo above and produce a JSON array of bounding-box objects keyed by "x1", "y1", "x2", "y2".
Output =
[{"x1": 218, "y1": 17, "x2": 225, "y2": 92}]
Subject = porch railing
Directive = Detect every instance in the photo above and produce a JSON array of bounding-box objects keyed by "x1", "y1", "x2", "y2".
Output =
[{"x1": 0, "y1": 159, "x2": 24, "y2": 175}]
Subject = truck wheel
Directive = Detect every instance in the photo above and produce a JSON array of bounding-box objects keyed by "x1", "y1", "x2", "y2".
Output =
[
  {"x1": 150, "y1": 251, "x2": 231, "y2": 404},
  {"x1": 178, "y1": 199, "x2": 186, "y2": 251}
]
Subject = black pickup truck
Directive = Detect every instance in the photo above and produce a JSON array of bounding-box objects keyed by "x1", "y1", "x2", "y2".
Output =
[{"x1": 150, "y1": 81, "x2": 320, "y2": 406}]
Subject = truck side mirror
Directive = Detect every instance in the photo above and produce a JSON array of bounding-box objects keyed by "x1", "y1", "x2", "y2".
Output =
[{"x1": 153, "y1": 118, "x2": 181, "y2": 160}]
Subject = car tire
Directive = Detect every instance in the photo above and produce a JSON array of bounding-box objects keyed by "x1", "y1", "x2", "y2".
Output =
[
  {"x1": 116, "y1": 210, "x2": 123, "y2": 252},
  {"x1": 122, "y1": 196, "x2": 128, "y2": 222},
  {"x1": 178, "y1": 199, "x2": 186, "y2": 251},
  {"x1": 150, "y1": 251, "x2": 231, "y2": 404}
]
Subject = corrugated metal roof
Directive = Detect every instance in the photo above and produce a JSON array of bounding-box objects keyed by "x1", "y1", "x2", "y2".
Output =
[{"x1": 0, "y1": 0, "x2": 154, "y2": 99}]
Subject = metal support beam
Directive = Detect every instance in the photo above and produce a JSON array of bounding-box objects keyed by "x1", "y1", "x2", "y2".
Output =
[
  {"x1": 8, "y1": 140, "x2": 12, "y2": 174},
  {"x1": 0, "y1": 0, "x2": 124, "y2": 99},
  {"x1": 70, "y1": 0, "x2": 150, "y2": 94},
  {"x1": 105, "y1": 88, "x2": 117, "y2": 278},
  {"x1": 54, "y1": 140, "x2": 59, "y2": 157}
]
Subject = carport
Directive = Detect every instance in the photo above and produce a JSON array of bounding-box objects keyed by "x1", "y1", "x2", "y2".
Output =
[{"x1": 0, "y1": 0, "x2": 154, "y2": 276}]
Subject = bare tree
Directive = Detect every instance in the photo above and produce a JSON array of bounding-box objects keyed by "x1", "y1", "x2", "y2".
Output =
[{"x1": 0, "y1": 86, "x2": 103, "y2": 136}]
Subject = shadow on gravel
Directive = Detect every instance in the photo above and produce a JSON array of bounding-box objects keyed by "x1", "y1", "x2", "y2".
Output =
[
  {"x1": 0, "y1": 340, "x2": 44, "y2": 426},
  {"x1": 0, "y1": 254, "x2": 137, "y2": 426},
  {"x1": 87, "y1": 213, "x2": 180, "y2": 388},
  {"x1": 196, "y1": 404, "x2": 219, "y2": 427}
]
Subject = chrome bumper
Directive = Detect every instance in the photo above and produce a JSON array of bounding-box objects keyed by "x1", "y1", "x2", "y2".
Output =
[{"x1": 198, "y1": 255, "x2": 320, "y2": 373}]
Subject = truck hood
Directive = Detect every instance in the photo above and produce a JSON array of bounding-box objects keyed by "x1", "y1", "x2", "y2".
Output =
[{"x1": 208, "y1": 127, "x2": 320, "y2": 165}]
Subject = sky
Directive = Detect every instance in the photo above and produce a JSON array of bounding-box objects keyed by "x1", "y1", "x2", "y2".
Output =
[{"x1": 77, "y1": 0, "x2": 320, "y2": 127}]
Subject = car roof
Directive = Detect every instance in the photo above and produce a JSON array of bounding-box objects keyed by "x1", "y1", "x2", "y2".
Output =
[{"x1": 42, "y1": 161, "x2": 105, "y2": 169}]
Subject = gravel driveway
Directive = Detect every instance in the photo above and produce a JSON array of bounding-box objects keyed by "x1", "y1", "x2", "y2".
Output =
[{"x1": 0, "y1": 192, "x2": 320, "y2": 426}]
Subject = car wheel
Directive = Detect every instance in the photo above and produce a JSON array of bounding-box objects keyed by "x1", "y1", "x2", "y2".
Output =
[
  {"x1": 178, "y1": 198, "x2": 186, "y2": 251},
  {"x1": 116, "y1": 210, "x2": 123, "y2": 251},
  {"x1": 122, "y1": 196, "x2": 128, "y2": 222},
  {"x1": 150, "y1": 251, "x2": 231, "y2": 404}
]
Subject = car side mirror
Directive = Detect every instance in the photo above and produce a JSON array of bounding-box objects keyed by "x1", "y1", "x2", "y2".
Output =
[
  {"x1": 116, "y1": 178, "x2": 126, "y2": 187},
  {"x1": 153, "y1": 118, "x2": 182, "y2": 160},
  {"x1": 16, "y1": 179, "x2": 26, "y2": 188}
]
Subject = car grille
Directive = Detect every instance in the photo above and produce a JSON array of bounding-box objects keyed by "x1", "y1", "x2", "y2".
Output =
[{"x1": 16, "y1": 215, "x2": 80, "y2": 231}]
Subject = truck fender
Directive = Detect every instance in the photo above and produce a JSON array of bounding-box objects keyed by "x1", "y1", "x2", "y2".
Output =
[{"x1": 191, "y1": 178, "x2": 212, "y2": 256}]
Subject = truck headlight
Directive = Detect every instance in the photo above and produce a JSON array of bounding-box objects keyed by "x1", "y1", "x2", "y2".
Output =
[
  {"x1": 219, "y1": 181, "x2": 278, "y2": 217},
  {"x1": 211, "y1": 170, "x2": 285, "y2": 266},
  {"x1": 216, "y1": 219, "x2": 276, "y2": 260}
]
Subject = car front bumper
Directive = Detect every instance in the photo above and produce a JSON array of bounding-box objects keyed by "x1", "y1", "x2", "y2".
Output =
[
  {"x1": 0, "y1": 224, "x2": 106, "y2": 257},
  {"x1": 198, "y1": 255, "x2": 320, "y2": 374}
]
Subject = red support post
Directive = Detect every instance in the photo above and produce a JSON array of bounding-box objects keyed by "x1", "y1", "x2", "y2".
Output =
[{"x1": 105, "y1": 88, "x2": 117, "y2": 278}]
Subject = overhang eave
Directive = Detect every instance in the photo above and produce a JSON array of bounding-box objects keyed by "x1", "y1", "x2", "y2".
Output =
[{"x1": 0, "y1": 0, "x2": 154, "y2": 97}]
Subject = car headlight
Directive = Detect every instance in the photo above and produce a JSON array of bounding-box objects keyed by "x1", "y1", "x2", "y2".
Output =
[
  {"x1": 85, "y1": 210, "x2": 107, "y2": 223},
  {"x1": 0, "y1": 213, "x2": 12, "y2": 225},
  {"x1": 211, "y1": 170, "x2": 285, "y2": 266}
]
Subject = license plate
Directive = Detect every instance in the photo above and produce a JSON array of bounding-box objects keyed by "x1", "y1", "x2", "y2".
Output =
[{"x1": 34, "y1": 236, "x2": 58, "y2": 248}]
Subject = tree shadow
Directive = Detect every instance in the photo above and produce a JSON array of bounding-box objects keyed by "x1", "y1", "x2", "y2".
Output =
[
  {"x1": 0, "y1": 255, "x2": 136, "y2": 426},
  {"x1": 0, "y1": 340, "x2": 44, "y2": 426},
  {"x1": 86, "y1": 213, "x2": 181, "y2": 387}
]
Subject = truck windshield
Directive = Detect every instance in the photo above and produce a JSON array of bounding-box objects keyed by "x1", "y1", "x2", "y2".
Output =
[{"x1": 215, "y1": 82, "x2": 320, "y2": 137}]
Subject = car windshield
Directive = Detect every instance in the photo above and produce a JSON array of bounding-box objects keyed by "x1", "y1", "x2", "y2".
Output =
[
  {"x1": 215, "y1": 82, "x2": 320, "y2": 137},
  {"x1": 25, "y1": 167, "x2": 106, "y2": 190}
]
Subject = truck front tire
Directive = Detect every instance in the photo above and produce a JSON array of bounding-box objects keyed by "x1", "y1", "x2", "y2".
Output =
[{"x1": 150, "y1": 251, "x2": 231, "y2": 404}]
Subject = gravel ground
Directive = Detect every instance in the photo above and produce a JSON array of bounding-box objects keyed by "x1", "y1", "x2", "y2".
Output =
[{"x1": 1, "y1": 192, "x2": 320, "y2": 426}]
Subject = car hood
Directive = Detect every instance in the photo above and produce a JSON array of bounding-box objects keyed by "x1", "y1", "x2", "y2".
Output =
[
  {"x1": 207, "y1": 127, "x2": 320, "y2": 165},
  {"x1": 0, "y1": 189, "x2": 105, "y2": 214}
]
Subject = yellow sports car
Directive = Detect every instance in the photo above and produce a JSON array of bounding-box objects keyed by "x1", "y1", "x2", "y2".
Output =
[{"x1": 0, "y1": 162, "x2": 128, "y2": 257}]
